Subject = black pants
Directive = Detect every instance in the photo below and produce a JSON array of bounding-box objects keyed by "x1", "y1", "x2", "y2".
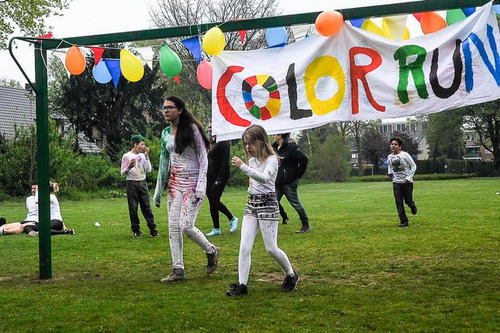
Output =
[
  {"x1": 392, "y1": 182, "x2": 416, "y2": 223},
  {"x1": 23, "y1": 220, "x2": 68, "y2": 235},
  {"x1": 206, "y1": 178, "x2": 233, "y2": 229},
  {"x1": 126, "y1": 180, "x2": 156, "y2": 233}
]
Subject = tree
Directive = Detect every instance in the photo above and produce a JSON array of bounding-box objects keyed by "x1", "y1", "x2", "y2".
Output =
[
  {"x1": 426, "y1": 109, "x2": 465, "y2": 159},
  {"x1": 148, "y1": 0, "x2": 281, "y2": 122},
  {"x1": 360, "y1": 128, "x2": 387, "y2": 174},
  {"x1": 309, "y1": 134, "x2": 351, "y2": 181},
  {"x1": 0, "y1": 78, "x2": 22, "y2": 88},
  {"x1": 0, "y1": 0, "x2": 70, "y2": 50},
  {"x1": 463, "y1": 99, "x2": 500, "y2": 168}
]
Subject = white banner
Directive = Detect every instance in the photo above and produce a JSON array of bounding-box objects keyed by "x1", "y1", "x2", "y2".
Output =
[{"x1": 211, "y1": 3, "x2": 500, "y2": 141}]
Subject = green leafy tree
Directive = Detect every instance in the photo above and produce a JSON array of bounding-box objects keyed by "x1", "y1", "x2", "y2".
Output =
[
  {"x1": 0, "y1": 78, "x2": 22, "y2": 88},
  {"x1": 360, "y1": 128, "x2": 387, "y2": 174},
  {"x1": 309, "y1": 134, "x2": 351, "y2": 181},
  {"x1": 463, "y1": 100, "x2": 500, "y2": 168},
  {"x1": 0, "y1": 0, "x2": 70, "y2": 49},
  {"x1": 426, "y1": 109, "x2": 465, "y2": 159}
]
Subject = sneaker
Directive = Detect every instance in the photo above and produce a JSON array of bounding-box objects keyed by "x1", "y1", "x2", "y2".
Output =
[
  {"x1": 296, "y1": 224, "x2": 311, "y2": 233},
  {"x1": 160, "y1": 268, "x2": 185, "y2": 282},
  {"x1": 206, "y1": 246, "x2": 220, "y2": 274},
  {"x1": 206, "y1": 228, "x2": 221, "y2": 236},
  {"x1": 282, "y1": 271, "x2": 299, "y2": 292},
  {"x1": 399, "y1": 221, "x2": 409, "y2": 227},
  {"x1": 411, "y1": 205, "x2": 418, "y2": 215},
  {"x1": 226, "y1": 283, "x2": 248, "y2": 296},
  {"x1": 229, "y1": 216, "x2": 239, "y2": 233},
  {"x1": 133, "y1": 231, "x2": 142, "y2": 238},
  {"x1": 282, "y1": 217, "x2": 289, "y2": 225},
  {"x1": 150, "y1": 229, "x2": 160, "y2": 237},
  {"x1": 0, "y1": 217, "x2": 6, "y2": 226},
  {"x1": 28, "y1": 231, "x2": 39, "y2": 237}
]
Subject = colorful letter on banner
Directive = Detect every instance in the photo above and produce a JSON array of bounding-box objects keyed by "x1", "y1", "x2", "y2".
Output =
[{"x1": 211, "y1": 2, "x2": 500, "y2": 141}]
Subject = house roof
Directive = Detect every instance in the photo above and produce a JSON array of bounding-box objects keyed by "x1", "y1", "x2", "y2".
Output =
[
  {"x1": 0, "y1": 86, "x2": 101, "y2": 154},
  {"x1": 0, "y1": 86, "x2": 36, "y2": 139}
]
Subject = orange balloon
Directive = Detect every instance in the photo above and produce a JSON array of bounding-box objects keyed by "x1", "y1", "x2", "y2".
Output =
[
  {"x1": 420, "y1": 12, "x2": 447, "y2": 35},
  {"x1": 65, "y1": 45, "x2": 86, "y2": 75},
  {"x1": 315, "y1": 10, "x2": 343, "y2": 37}
]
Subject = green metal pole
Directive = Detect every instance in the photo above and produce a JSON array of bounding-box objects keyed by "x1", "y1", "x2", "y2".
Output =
[{"x1": 34, "y1": 43, "x2": 52, "y2": 280}]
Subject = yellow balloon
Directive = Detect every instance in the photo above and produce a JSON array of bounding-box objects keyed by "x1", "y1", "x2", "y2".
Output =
[
  {"x1": 382, "y1": 18, "x2": 393, "y2": 39},
  {"x1": 403, "y1": 26, "x2": 410, "y2": 40},
  {"x1": 120, "y1": 49, "x2": 144, "y2": 82},
  {"x1": 203, "y1": 26, "x2": 226, "y2": 56},
  {"x1": 361, "y1": 19, "x2": 384, "y2": 37}
]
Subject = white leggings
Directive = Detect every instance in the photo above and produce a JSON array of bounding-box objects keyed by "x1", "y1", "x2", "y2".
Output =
[
  {"x1": 238, "y1": 214, "x2": 294, "y2": 285},
  {"x1": 167, "y1": 187, "x2": 215, "y2": 269}
]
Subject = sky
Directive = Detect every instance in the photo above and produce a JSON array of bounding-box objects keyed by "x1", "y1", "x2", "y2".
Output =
[{"x1": 0, "y1": 0, "x2": 422, "y2": 84}]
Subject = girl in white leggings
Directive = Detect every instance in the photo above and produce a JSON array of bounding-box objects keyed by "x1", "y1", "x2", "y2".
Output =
[{"x1": 227, "y1": 125, "x2": 299, "y2": 296}]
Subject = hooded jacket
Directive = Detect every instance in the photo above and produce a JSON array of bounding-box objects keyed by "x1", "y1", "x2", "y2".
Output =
[{"x1": 272, "y1": 140, "x2": 308, "y2": 186}]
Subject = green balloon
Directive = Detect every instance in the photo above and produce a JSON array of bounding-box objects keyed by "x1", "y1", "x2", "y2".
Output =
[
  {"x1": 446, "y1": 9, "x2": 466, "y2": 26},
  {"x1": 160, "y1": 45, "x2": 182, "y2": 77}
]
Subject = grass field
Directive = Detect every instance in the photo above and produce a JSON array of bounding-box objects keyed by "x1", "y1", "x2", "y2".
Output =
[{"x1": 1, "y1": 178, "x2": 499, "y2": 332}]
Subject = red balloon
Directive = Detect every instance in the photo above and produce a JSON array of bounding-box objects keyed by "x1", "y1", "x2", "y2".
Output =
[
  {"x1": 315, "y1": 10, "x2": 344, "y2": 37},
  {"x1": 197, "y1": 60, "x2": 212, "y2": 89},
  {"x1": 420, "y1": 12, "x2": 447, "y2": 34}
]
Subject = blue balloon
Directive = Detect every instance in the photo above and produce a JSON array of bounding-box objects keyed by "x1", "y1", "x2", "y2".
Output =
[
  {"x1": 493, "y1": 5, "x2": 500, "y2": 16},
  {"x1": 92, "y1": 60, "x2": 112, "y2": 84},
  {"x1": 104, "y1": 59, "x2": 121, "y2": 88},
  {"x1": 350, "y1": 18, "x2": 365, "y2": 28},
  {"x1": 266, "y1": 27, "x2": 288, "y2": 47},
  {"x1": 462, "y1": 7, "x2": 476, "y2": 17}
]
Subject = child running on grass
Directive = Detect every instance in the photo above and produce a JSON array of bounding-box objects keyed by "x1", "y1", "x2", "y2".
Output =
[{"x1": 227, "y1": 125, "x2": 299, "y2": 296}]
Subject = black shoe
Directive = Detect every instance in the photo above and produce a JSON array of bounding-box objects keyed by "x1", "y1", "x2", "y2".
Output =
[
  {"x1": 133, "y1": 231, "x2": 143, "y2": 237},
  {"x1": 296, "y1": 224, "x2": 311, "y2": 233},
  {"x1": 282, "y1": 271, "x2": 299, "y2": 292},
  {"x1": 206, "y1": 247, "x2": 220, "y2": 274},
  {"x1": 150, "y1": 229, "x2": 160, "y2": 237},
  {"x1": 226, "y1": 283, "x2": 248, "y2": 296},
  {"x1": 0, "y1": 217, "x2": 6, "y2": 226},
  {"x1": 399, "y1": 221, "x2": 409, "y2": 227},
  {"x1": 282, "y1": 217, "x2": 289, "y2": 225},
  {"x1": 410, "y1": 205, "x2": 417, "y2": 215}
]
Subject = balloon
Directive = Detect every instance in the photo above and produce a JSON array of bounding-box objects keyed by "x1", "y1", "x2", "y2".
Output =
[
  {"x1": 202, "y1": 26, "x2": 226, "y2": 56},
  {"x1": 159, "y1": 45, "x2": 182, "y2": 77},
  {"x1": 403, "y1": 26, "x2": 410, "y2": 40},
  {"x1": 462, "y1": 7, "x2": 476, "y2": 17},
  {"x1": 265, "y1": 27, "x2": 288, "y2": 47},
  {"x1": 92, "y1": 60, "x2": 112, "y2": 84},
  {"x1": 494, "y1": 5, "x2": 500, "y2": 15},
  {"x1": 104, "y1": 59, "x2": 121, "y2": 88},
  {"x1": 65, "y1": 45, "x2": 86, "y2": 75},
  {"x1": 361, "y1": 19, "x2": 384, "y2": 36},
  {"x1": 120, "y1": 49, "x2": 144, "y2": 82},
  {"x1": 197, "y1": 60, "x2": 212, "y2": 89},
  {"x1": 446, "y1": 9, "x2": 466, "y2": 26},
  {"x1": 315, "y1": 10, "x2": 343, "y2": 37},
  {"x1": 350, "y1": 18, "x2": 365, "y2": 28},
  {"x1": 420, "y1": 12, "x2": 447, "y2": 34}
]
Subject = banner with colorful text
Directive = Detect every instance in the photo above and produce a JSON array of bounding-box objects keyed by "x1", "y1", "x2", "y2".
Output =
[{"x1": 211, "y1": 3, "x2": 500, "y2": 141}]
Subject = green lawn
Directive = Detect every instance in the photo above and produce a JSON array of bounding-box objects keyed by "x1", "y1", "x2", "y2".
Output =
[{"x1": 1, "y1": 178, "x2": 499, "y2": 332}]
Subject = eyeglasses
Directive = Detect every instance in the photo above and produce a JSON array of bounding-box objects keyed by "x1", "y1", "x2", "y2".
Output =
[{"x1": 162, "y1": 105, "x2": 177, "y2": 111}]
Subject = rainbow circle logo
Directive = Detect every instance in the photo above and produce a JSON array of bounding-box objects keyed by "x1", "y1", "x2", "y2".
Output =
[{"x1": 242, "y1": 75, "x2": 281, "y2": 120}]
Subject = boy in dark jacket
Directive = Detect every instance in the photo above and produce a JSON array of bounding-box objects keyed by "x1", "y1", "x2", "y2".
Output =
[{"x1": 272, "y1": 133, "x2": 310, "y2": 233}]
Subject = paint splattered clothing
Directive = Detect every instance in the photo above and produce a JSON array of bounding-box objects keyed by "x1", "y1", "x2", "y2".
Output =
[
  {"x1": 237, "y1": 155, "x2": 293, "y2": 285},
  {"x1": 121, "y1": 152, "x2": 151, "y2": 181},
  {"x1": 154, "y1": 124, "x2": 216, "y2": 270}
]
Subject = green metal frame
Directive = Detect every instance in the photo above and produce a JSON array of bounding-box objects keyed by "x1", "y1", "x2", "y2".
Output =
[{"x1": 7, "y1": 0, "x2": 496, "y2": 279}]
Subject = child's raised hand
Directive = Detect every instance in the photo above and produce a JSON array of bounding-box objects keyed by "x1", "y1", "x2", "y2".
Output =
[{"x1": 232, "y1": 156, "x2": 243, "y2": 168}]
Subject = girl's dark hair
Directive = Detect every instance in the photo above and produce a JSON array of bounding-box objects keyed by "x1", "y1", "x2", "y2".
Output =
[
  {"x1": 280, "y1": 133, "x2": 290, "y2": 143},
  {"x1": 165, "y1": 96, "x2": 209, "y2": 154}
]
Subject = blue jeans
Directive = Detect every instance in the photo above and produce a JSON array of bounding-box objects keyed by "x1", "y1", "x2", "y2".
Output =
[{"x1": 276, "y1": 179, "x2": 309, "y2": 224}]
